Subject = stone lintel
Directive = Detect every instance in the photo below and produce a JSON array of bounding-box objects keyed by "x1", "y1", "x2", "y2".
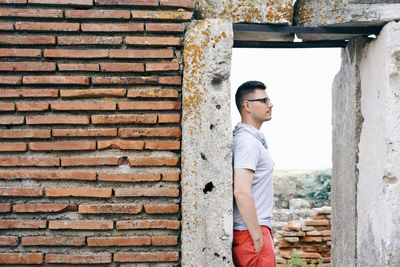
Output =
[
  {"x1": 196, "y1": 0, "x2": 294, "y2": 24},
  {"x1": 294, "y1": 0, "x2": 400, "y2": 27}
]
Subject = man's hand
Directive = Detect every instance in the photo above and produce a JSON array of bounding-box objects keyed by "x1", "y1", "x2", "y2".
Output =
[{"x1": 253, "y1": 234, "x2": 264, "y2": 252}]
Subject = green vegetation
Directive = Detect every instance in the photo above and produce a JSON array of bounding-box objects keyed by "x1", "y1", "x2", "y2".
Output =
[
  {"x1": 301, "y1": 169, "x2": 331, "y2": 208},
  {"x1": 286, "y1": 249, "x2": 323, "y2": 267}
]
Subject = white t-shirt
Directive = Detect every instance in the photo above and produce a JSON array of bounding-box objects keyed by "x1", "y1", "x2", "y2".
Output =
[{"x1": 232, "y1": 123, "x2": 274, "y2": 230}]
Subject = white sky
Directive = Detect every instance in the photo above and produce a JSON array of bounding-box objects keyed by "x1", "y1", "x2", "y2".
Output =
[{"x1": 231, "y1": 48, "x2": 342, "y2": 170}]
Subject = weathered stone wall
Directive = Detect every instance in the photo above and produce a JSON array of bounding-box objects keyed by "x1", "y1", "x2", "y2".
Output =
[{"x1": 357, "y1": 21, "x2": 400, "y2": 267}]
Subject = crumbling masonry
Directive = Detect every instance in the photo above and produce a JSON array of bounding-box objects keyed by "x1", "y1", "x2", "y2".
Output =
[{"x1": 0, "y1": 0, "x2": 399, "y2": 266}]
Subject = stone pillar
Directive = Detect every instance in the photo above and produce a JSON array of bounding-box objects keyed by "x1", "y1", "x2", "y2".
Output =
[
  {"x1": 357, "y1": 21, "x2": 400, "y2": 267},
  {"x1": 181, "y1": 19, "x2": 234, "y2": 266},
  {"x1": 332, "y1": 37, "x2": 367, "y2": 267}
]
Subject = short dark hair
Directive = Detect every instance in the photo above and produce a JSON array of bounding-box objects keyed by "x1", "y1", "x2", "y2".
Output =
[{"x1": 235, "y1": 81, "x2": 267, "y2": 112}]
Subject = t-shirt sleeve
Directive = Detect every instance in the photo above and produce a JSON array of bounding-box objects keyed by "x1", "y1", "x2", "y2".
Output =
[{"x1": 233, "y1": 137, "x2": 260, "y2": 172}]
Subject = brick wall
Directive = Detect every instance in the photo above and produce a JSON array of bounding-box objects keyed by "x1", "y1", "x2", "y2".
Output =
[{"x1": 0, "y1": 0, "x2": 193, "y2": 265}]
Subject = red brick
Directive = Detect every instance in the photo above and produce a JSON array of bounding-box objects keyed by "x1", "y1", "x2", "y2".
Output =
[
  {"x1": 60, "y1": 88, "x2": 126, "y2": 98},
  {"x1": 160, "y1": 0, "x2": 195, "y2": 8},
  {"x1": 118, "y1": 101, "x2": 181, "y2": 110},
  {"x1": 0, "y1": 35, "x2": 55, "y2": 44},
  {"x1": 88, "y1": 236, "x2": 151, "y2": 246},
  {"x1": 144, "y1": 203, "x2": 179, "y2": 214},
  {"x1": 16, "y1": 102, "x2": 49, "y2": 111},
  {"x1": 0, "y1": 170, "x2": 96, "y2": 181},
  {"x1": 92, "y1": 76, "x2": 158, "y2": 85},
  {"x1": 158, "y1": 114, "x2": 181, "y2": 123},
  {"x1": 15, "y1": 22, "x2": 79, "y2": 31},
  {"x1": 0, "y1": 89, "x2": 58, "y2": 98},
  {"x1": 0, "y1": 102, "x2": 14, "y2": 110},
  {"x1": 58, "y1": 36, "x2": 122, "y2": 45},
  {"x1": 115, "y1": 187, "x2": 179, "y2": 197},
  {"x1": 26, "y1": 115, "x2": 89, "y2": 125},
  {"x1": 95, "y1": 0, "x2": 158, "y2": 5},
  {"x1": 0, "y1": 219, "x2": 46, "y2": 229},
  {"x1": 131, "y1": 10, "x2": 192, "y2": 20},
  {"x1": 23, "y1": 75, "x2": 89, "y2": 85},
  {"x1": 159, "y1": 76, "x2": 181, "y2": 85},
  {"x1": 129, "y1": 157, "x2": 179, "y2": 166},
  {"x1": 0, "y1": 116, "x2": 24, "y2": 125},
  {"x1": 79, "y1": 204, "x2": 143, "y2": 214},
  {"x1": 45, "y1": 254, "x2": 112, "y2": 264},
  {"x1": 21, "y1": 236, "x2": 85, "y2": 246},
  {"x1": 146, "y1": 23, "x2": 185, "y2": 32},
  {"x1": 146, "y1": 62, "x2": 180, "y2": 71},
  {"x1": 0, "y1": 22, "x2": 14, "y2": 30},
  {"x1": 82, "y1": 23, "x2": 144, "y2": 32},
  {"x1": 119, "y1": 127, "x2": 181, "y2": 138},
  {"x1": 0, "y1": 8, "x2": 62, "y2": 18},
  {"x1": 0, "y1": 48, "x2": 41, "y2": 58},
  {"x1": 0, "y1": 76, "x2": 21, "y2": 84},
  {"x1": 0, "y1": 203, "x2": 11, "y2": 212},
  {"x1": 28, "y1": 0, "x2": 93, "y2": 5},
  {"x1": 100, "y1": 63, "x2": 144, "y2": 72},
  {"x1": 152, "y1": 236, "x2": 178, "y2": 246},
  {"x1": 66, "y1": 9, "x2": 130, "y2": 19},
  {"x1": 0, "y1": 143, "x2": 27, "y2": 152},
  {"x1": 44, "y1": 49, "x2": 108, "y2": 59},
  {"x1": 305, "y1": 220, "x2": 330, "y2": 226},
  {"x1": 114, "y1": 252, "x2": 179, "y2": 263},
  {"x1": 303, "y1": 236, "x2": 323, "y2": 242},
  {"x1": 92, "y1": 114, "x2": 157, "y2": 124},
  {"x1": 97, "y1": 140, "x2": 144, "y2": 150},
  {"x1": 13, "y1": 203, "x2": 77, "y2": 213},
  {"x1": 125, "y1": 36, "x2": 180, "y2": 46},
  {"x1": 144, "y1": 141, "x2": 180, "y2": 150},
  {"x1": 0, "y1": 187, "x2": 43, "y2": 197},
  {"x1": 0, "y1": 253, "x2": 43, "y2": 264},
  {"x1": 109, "y1": 49, "x2": 173, "y2": 59},
  {"x1": 127, "y1": 88, "x2": 179, "y2": 98},
  {"x1": 51, "y1": 101, "x2": 116, "y2": 111},
  {"x1": 45, "y1": 187, "x2": 112, "y2": 198},
  {"x1": 162, "y1": 172, "x2": 180, "y2": 182},
  {"x1": 61, "y1": 157, "x2": 120, "y2": 167},
  {"x1": 0, "y1": 236, "x2": 18, "y2": 246},
  {"x1": 52, "y1": 128, "x2": 117, "y2": 137},
  {"x1": 58, "y1": 63, "x2": 99, "y2": 71},
  {"x1": 29, "y1": 141, "x2": 96, "y2": 151},
  {"x1": 0, "y1": 62, "x2": 55, "y2": 72},
  {"x1": 98, "y1": 173, "x2": 160, "y2": 182},
  {"x1": 116, "y1": 219, "x2": 180, "y2": 230},
  {"x1": 48, "y1": 220, "x2": 113, "y2": 230}
]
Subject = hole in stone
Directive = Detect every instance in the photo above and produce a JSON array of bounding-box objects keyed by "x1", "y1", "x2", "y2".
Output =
[
  {"x1": 214, "y1": 252, "x2": 220, "y2": 257},
  {"x1": 223, "y1": 256, "x2": 227, "y2": 261},
  {"x1": 118, "y1": 156, "x2": 128, "y2": 165},
  {"x1": 210, "y1": 124, "x2": 215, "y2": 130},
  {"x1": 202, "y1": 247, "x2": 205, "y2": 252},
  {"x1": 216, "y1": 104, "x2": 221, "y2": 110},
  {"x1": 201, "y1": 153, "x2": 207, "y2": 161},
  {"x1": 203, "y1": 182, "x2": 214, "y2": 194},
  {"x1": 382, "y1": 175, "x2": 398, "y2": 184}
]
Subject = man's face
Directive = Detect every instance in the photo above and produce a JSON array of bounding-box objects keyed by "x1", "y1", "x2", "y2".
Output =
[{"x1": 245, "y1": 89, "x2": 273, "y2": 122}]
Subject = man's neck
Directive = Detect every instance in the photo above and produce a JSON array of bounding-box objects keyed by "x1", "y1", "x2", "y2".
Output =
[{"x1": 241, "y1": 119, "x2": 262, "y2": 130}]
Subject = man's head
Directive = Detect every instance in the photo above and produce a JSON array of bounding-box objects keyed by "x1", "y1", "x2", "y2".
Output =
[{"x1": 235, "y1": 80, "x2": 273, "y2": 124}]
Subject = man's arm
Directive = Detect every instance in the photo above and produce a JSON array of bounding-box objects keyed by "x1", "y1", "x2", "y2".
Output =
[{"x1": 233, "y1": 168, "x2": 263, "y2": 252}]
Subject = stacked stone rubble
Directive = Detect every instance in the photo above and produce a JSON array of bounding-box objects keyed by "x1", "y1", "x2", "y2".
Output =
[{"x1": 276, "y1": 207, "x2": 332, "y2": 266}]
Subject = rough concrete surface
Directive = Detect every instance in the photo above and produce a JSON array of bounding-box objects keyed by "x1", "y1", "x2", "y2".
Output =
[
  {"x1": 357, "y1": 21, "x2": 400, "y2": 267},
  {"x1": 295, "y1": 0, "x2": 400, "y2": 27},
  {"x1": 181, "y1": 19, "x2": 234, "y2": 267},
  {"x1": 196, "y1": 0, "x2": 293, "y2": 24},
  {"x1": 331, "y1": 37, "x2": 367, "y2": 267}
]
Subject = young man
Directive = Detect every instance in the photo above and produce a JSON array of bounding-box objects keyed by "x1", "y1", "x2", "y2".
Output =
[{"x1": 232, "y1": 81, "x2": 275, "y2": 267}]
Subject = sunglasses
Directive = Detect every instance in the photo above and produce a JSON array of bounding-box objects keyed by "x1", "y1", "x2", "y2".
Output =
[{"x1": 246, "y1": 97, "x2": 271, "y2": 104}]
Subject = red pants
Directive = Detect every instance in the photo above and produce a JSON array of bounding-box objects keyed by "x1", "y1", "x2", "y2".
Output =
[{"x1": 232, "y1": 226, "x2": 276, "y2": 267}]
